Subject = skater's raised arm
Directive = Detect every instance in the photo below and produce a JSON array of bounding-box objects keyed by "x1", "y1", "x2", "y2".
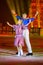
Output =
[
  {"x1": 11, "y1": 10, "x2": 21, "y2": 19},
  {"x1": 29, "y1": 11, "x2": 39, "y2": 22},
  {"x1": 28, "y1": 11, "x2": 39, "y2": 24},
  {"x1": 7, "y1": 22, "x2": 13, "y2": 27}
]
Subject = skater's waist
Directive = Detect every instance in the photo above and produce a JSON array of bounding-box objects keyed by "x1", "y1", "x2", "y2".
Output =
[{"x1": 23, "y1": 26, "x2": 28, "y2": 29}]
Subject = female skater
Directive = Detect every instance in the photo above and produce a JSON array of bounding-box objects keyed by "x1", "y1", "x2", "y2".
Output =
[{"x1": 7, "y1": 19, "x2": 25, "y2": 56}]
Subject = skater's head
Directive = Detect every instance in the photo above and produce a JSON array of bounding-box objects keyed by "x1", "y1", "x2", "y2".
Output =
[
  {"x1": 17, "y1": 19, "x2": 22, "y2": 25},
  {"x1": 22, "y1": 13, "x2": 27, "y2": 19}
]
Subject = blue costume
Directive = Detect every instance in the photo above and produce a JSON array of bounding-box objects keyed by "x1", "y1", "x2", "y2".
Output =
[{"x1": 16, "y1": 16, "x2": 35, "y2": 26}]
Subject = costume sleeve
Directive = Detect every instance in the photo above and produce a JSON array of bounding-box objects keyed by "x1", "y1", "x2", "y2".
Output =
[
  {"x1": 29, "y1": 18, "x2": 35, "y2": 22},
  {"x1": 16, "y1": 16, "x2": 21, "y2": 19}
]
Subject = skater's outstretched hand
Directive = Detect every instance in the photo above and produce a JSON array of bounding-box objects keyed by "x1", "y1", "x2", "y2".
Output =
[
  {"x1": 11, "y1": 10, "x2": 17, "y2": 16},
  {"x1": 34, "y1": 11, "x2": 39, "y2": 18},
  {"x1": 7, "y1": 22, "x2": 9, "y2": 25},
  {"x1": 7, "y1": 21, "x2": 13, "y2": 27}
]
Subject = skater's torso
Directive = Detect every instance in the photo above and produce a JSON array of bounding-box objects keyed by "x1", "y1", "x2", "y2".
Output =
[{"x1": 13, "y1": 24, "x2": 24, "y2": 36}]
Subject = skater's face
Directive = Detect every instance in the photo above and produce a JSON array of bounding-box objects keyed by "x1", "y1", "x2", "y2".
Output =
[
  {"x1": 17, "y1": 19, "x2": 22, "y2": 25},
  {"x1": 22, "y1": 13, "x2": 27, "y2": 19}
]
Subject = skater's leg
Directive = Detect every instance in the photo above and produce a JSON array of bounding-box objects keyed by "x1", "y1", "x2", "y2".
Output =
[
  {"x1": 19, "y1": 44, "x2": 23, "y2": 56},
  {"x1": 16, "y1": 46, "x2": 21, "y2": 56},
  {"x1": 25, "y1": 30, "x2": 32, "y2": 53},
  {"x1": 24, "y1": 29, "x2": 33, "y2": 55}
]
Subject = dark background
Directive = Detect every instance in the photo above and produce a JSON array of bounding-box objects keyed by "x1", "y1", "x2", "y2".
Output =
[{"x1": 0, "y1": 0, "x2": 31, "y2": 25}]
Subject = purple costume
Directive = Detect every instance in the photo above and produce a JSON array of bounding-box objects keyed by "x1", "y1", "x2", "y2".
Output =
[{"x1": 12, "y1": 24, "x2": 24, "y2": 47}]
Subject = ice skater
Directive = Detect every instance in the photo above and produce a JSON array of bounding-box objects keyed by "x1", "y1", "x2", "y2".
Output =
[
  {"x1": 7, "y1": 20, "x2": 25, "y2": 56},
  {"x1": 11, "y1": 10, "x2": 38, "y2": 56}
]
